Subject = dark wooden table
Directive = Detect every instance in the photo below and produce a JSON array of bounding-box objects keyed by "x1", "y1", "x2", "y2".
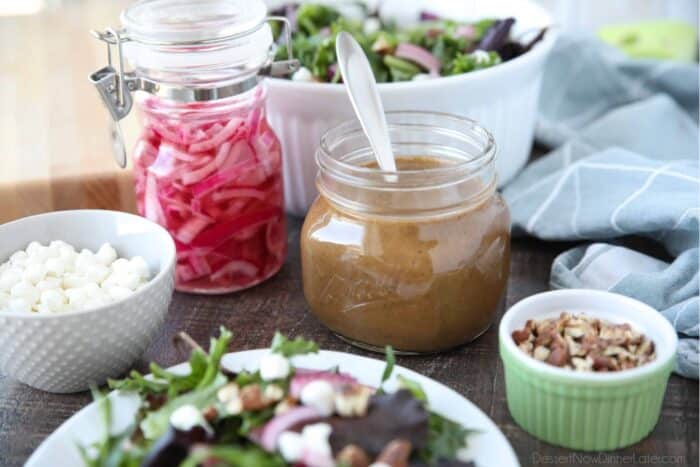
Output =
[{"x1": 0, "y1": 216, "x2": 697, "y2": 467}]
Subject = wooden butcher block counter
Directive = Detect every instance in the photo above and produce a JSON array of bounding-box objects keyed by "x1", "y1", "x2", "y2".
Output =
[{"x1": 0, "y1": 0, "x2": 136, "y2": 224}]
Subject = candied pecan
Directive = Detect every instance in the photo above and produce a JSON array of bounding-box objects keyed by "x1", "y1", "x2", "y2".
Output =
[
  {"x1": 592, "y1": 355, "x2": 613, "y2": 371},
  {"x1": 375, "y1": 439, "x2": 412, "y2": 467},
  {"x1": 240, "y1": 384, "x2": 271, "y2": 411},
  {"x1": 337, "y1": 444, "x2": 370, "y2": 467},
  {"x1": 512, "y1": 328, "x2": 532, "y2": 344},
  {"x1": 202, "y1": 406, "x2": 218, "y2": 423},
  {"x1": 534, "y1": 328, "x2": 556, "y2": 347},
  {"x1": 546, "y1": 345, "x2": 569, "y2": 367}
]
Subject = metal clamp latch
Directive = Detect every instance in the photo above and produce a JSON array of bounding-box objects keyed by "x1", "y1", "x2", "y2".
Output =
[
  {"x1": 89, "y1": 27, "x2": 133, "y2": 167},
  {"x1": 89, "y1": 17, "x2": 298, "y2": 168}
]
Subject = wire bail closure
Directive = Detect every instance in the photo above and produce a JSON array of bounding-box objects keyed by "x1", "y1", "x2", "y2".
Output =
[{"x1": 88, "y1": 16, "x2": 298, "y2": 168}]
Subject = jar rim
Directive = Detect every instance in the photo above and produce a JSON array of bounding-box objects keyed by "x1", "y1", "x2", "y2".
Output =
[
  {"x1": 118, "y1": 0, "x2": 273, "y2": 90},
  {"x1": 317, "y1": 111, "x2": 496, "y2": 187},
  {"x1": 316, "y1": 111, "x2": 499, "y2": 218}
]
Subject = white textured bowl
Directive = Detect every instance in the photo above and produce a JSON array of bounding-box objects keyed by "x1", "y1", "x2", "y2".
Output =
[
  {"x1": 266, "y1": 0, "x2": 556, "y2": 215},
  {"x1": 0, "y1": 210, "x2": 176, "y2": 393}
]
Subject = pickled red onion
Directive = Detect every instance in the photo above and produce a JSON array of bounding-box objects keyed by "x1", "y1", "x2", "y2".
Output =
[
  {"x1": 133, "y1": 93, "x2": 286, "y2": 293},
  {"x1": 188, "y1": 117, "x2": 244, "y2": 153}
]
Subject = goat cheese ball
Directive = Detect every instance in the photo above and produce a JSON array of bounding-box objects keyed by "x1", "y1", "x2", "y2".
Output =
[{"x1": 0, "y1": 241, "x2": 151, "y2": 313}]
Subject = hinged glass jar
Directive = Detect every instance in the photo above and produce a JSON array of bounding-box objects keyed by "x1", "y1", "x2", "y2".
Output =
[
  {"x1": 301, "y1": 112, "x2": 511, "y2": 353},
  {"x1": 89, "y1": 0, "x2": 297, "y2": 294}
]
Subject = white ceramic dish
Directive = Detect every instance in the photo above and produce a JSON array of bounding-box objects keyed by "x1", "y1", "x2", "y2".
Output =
[
  {"x1": 27, "y1": 349, "x2": 520, "y2": 467},
  {"x1": 266, "y1": 0, "x2": 556, "y2": 215},
  {"x1": 0, "y1": 210, "x2": 176, "y2": 393},
  {"x1": 499, "y1": 289, "x2": 678, "y2": 382}
]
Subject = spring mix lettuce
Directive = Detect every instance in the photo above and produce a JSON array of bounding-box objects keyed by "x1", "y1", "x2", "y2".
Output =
[
  {"x1": 80, "y1": 328, "x2": 477, "y2": 466},
  {"x1": 271, "y1": 3, "x2": 546, "y2": 83}
]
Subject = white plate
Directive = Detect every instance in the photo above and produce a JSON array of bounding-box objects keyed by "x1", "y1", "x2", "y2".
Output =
[{"x1": 27, "y1": 349, "x2": 519, "y2": 467}]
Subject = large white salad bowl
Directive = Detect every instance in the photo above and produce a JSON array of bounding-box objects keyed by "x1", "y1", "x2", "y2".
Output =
[{"x1": 265, "y1": 0, "x2": 556, "y2": 214}]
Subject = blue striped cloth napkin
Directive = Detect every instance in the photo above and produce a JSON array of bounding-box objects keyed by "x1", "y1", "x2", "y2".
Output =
[{"x1": 503, "y1": 35, "x2": 699, "y2": 378}]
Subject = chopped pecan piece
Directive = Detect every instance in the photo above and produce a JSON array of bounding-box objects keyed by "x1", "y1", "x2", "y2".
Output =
[
  {"x1": 512, "y1": 312, "x2": 655, "y2": 372},
  {"x1": 202, "y1": 406, "x2": 218, "y2": 423},
  {"x1": 511, "y1": 328, "x2": 531, "y2": 344},
  {"x1": 374, "y1": 439, "x2": 412, "y2": 467},
  {"x1": 337, "y1": 444, "x2": 370, "y2": 467},
  {"x1": 546, "y1": 345, "x2": 569, "y2": 367},
  {"x1": 533, "y1": 345, "x2": 550, "y2": 361},
  {"x1": 240, "y1": 384, "x2": 271, "y2": 411}
]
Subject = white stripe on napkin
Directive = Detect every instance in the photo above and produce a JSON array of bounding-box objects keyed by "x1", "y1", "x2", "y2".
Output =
[{"x1": 575, "y1": 244, "x2": 668, "y2": 290}]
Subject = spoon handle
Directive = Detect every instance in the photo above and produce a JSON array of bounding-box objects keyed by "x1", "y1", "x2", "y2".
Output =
[{"x1": 335, "y1": 32, "x2": 397, "y2": 173}]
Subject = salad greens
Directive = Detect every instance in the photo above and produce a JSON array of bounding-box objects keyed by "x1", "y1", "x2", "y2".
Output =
[
  {"x1": 108, "y1": 327, "x2": 233, "y2": 398},
  {"x1": 270, "y1": 331, "x2": 320, "y2": 357},
  {"x1": 273, "y1": 3, "x2": 546, "y2": 83},
  {"x1": 180, "y1": 446, "x2": 285, "y2": 467},
  {"x1": 420, "y1": 412, "x2": 478, "y2": 465},
  {"x1": 80, "y1": 329, "x2": 476, "y2": 467},
  {"x1": 380, "y1": 344, "x2": 395, "y2": 386},
  {"x1": 78, "y1": 388, "x2": 144, "y2": 467}
]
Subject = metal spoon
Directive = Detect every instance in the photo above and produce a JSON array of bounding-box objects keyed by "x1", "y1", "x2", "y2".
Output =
[{"x1": 335, "y1": 32, "x2": 397, "y2": 173}]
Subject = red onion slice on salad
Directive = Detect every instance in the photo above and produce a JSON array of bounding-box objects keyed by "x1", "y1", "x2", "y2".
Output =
[
  {"x1": 254, "y1": 406, "x2": 323, "y2": 451},
  {"x1": 289, "y1": 370, "x2": 359, "y2": 399},
  {"x1": 395, "y1": 42, "x2": 441, "y2": 74}
]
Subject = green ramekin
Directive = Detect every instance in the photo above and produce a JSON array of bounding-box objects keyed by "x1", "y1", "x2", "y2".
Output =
[{"x1": 499, "y1": 290, "x2": 678, "y2": 451}]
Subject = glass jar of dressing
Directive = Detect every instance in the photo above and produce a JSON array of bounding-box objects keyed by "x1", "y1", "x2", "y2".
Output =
[
  {"x1": 89, "y1": 0, "x2": 297, "y2": 293},
  {"x1": 301, "y1": 112, "x2": 511, "y2": 353}
]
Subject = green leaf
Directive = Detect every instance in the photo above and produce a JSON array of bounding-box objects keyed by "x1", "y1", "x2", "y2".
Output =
[
  {"x1": 383, "y1": 55, "x2": 421, "y2": 81},
  {"x1": 197, "y1": 327, "x2": 233, "y2": 389},
  {"x1": 396, "y1": 374, "x2": 427, "y2": 402},
  {"x1": 138, "y1": 327, "x2": 233, "y2": 440},
  {"x1": 380, "y1": 345, "x2": 395, "y2": 386},
  {"x1": 108, "y1": 370, "x2": 168, "y2": 395},
  {"x1": 108, "y1": 327, "x2": 232, "y2": 399},
  {"x1": 310, "y1": 36, "x2": 337, "y2": 80},
  {"x1": 235, "y1": 370, "x2": 263, "y2": 387},
  {"x1": 445, "y1": 50, "x2": 501, "y2": 76},
  {"x1": 295, "y1": 3, "x2": 341, "y2": 36},
  {"x1": 419, "y1": 411, "x2": 477, "y2": 464},
  {"x1": 139, "y1": 373, "x2": 226, "y2": 441},
  {"x1": 180, "y1": 445, "x2": 286, "y2": 467},
  {"x1": 77, "y1": 388, "x2": 145, "y2": 467},
  {"x1": 270, "y1": 332, "x2": 319, "y2": 358},
  {"x1": 238, "y1": 406, "x2": 275, "y2": 435}
]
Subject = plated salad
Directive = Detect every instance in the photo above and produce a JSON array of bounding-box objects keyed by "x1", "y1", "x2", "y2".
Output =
[
  {"x1": 271, "y1": 2, "x2": 547, "y2": 83},
  {"x1": 81, "y1": 329, "x2": 476, "y2": 466}
]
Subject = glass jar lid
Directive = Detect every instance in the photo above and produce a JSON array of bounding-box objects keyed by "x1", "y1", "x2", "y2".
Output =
[
  {"x1": 119, "y1": 0, "x2": 273, "y2": 79},
  {"x1": 121, "y1": 0, "x2": 267, "y2": 44}
]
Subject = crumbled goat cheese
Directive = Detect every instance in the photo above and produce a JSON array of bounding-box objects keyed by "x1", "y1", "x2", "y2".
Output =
[{"x1": 0, "y1": 241, "x2": 151, "y2": 313}]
